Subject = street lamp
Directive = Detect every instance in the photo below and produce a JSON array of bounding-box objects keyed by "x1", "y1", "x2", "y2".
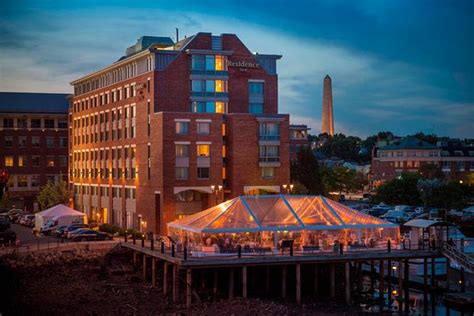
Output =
[
  {"x1": 282, "y1": 184, "x2": 294, "y2": 194},
  {"x1": 210, "y1": 185, "x2": 223, "y2": 206}
]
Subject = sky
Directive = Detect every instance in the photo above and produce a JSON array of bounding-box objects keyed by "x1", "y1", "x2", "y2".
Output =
[{"x1": 1, "y1": 0, "x2": 473, "y2": 138}]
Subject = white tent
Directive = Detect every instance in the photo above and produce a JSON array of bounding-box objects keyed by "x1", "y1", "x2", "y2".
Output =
[{"x1": 35, "y1": 204, "x2": 86, "y2": 230}]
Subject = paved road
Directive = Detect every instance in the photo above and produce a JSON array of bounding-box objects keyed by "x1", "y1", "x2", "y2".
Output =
[{"x1": 10, "y1": 223, "x2": 57, "y2": 245}]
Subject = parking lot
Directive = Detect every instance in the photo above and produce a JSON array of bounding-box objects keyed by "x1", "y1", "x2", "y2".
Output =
[{"x1": 9, "y1": 223, "x2": 57, "y2": 246}]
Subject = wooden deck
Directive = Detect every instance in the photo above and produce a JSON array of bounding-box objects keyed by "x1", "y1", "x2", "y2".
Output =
[{"x1": 121, "y1": 241, "x2": 441, "y2": 268}]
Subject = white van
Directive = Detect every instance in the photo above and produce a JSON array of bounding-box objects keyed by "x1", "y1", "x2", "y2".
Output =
[{"x1": 40, "y1": 215, "x2": 85, "y2": 235}]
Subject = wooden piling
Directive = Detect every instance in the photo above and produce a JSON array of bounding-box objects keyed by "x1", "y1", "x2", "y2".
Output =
[
  {"x1": 313, "y1": 264, "x2": 319, "y2": 296},
  {"x1": 173, "y1": 264, "x2": 179, "y2": 303},
  {"x1": 404, "y1": 259, "x2": 409, "y2": 314},
  {"x1": 163, "y1": 263, "x2": 168, "y2": 295},
  {"x1": 151, "y1": 258, "x2": 156, "y2": 288},
  {"x1": 133, "y1": 251, "x2": 137, "y2": 266},
  {"x1": 142, "y1": 254, "x2": 147, "y2": 281},
  {"x1": 330, "y1": 264, "x2": 335, "y2": 298},
  {"x1": 186, "y1": 269, "x2": 192, "y2": 308},
  {"x1": 281, "y1": 265, "x2": 287, "y2": 299},
  {"x1": 370, "y1": 260, "x2": 375, "y2": 296},
  {"x1": 242, "y1": 266, "x2": 248, "y2": 298},
  {"x1": 345, "y1": 262, "x2": 350, "y2": 305},
  {"x1": 431, "y1": 257, "x2": 436, "y2": 288},
  {"x1": 387, "y1": 259, "x2": 392, "y2": 306},
  {"x1": 229, "y1": 268, "x2": 234, "y2": 299},
  {"x1": 296, "y1": 263, "x2": 301, "y2": 304},
  {"x1": 398, "y1": 260, "x2": 403, "y2": 307},
  {"x1": 379, "y1": 260, "x2": 384, "y2": 304}
]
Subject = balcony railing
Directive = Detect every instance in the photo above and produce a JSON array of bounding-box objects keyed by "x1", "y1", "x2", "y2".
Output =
[
  {"x1": 259, "y1": 156, "x2": 280, "y2": 163},
  {"x1": 259, "y1": 134, "x2": 280, "y2": 141}
]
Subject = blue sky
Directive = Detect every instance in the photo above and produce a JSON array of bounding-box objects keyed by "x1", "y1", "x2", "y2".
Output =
[{"x1": 1, "y1": 0, "x2": 473, "y2": 138}]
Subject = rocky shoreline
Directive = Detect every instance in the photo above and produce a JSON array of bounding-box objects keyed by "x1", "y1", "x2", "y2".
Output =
[{"x1": 1, "y1": 247, "x2": 359, "y2": 315}]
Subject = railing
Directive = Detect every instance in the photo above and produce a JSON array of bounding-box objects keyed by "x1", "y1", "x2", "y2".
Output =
[
  {"x1": 259, "y1": 156, "x2": 280, "y2": 163},
  {"x1": 441, "y1": 242, "x2": 474, "y2": 273},
  {"x1": 259, "y1": 134, "x2": 280, "y2": 141},
  {"x1": 0, "y1": 238, "x2": 118, "y2": 255}
]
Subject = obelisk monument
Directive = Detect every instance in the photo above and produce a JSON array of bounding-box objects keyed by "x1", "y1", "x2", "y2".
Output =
[{"x1": 321, "y1": 74, "x2": 334, "y2": 136}]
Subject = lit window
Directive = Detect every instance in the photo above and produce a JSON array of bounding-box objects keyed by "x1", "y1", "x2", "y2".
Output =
[
  {"x1": 47, "y1": 157, "x2": 55, "y2": 167},
  {"x1": 215, "y1": 102, "x2": 225, "y2": 113},
  {"x1": 175, "y1": 121, "x2": 189, "y2": 135},
  {"x1": 197, "y1": 144, "x2": 210, "y2": 157},
  {"x1": 175, "y1": 167, "x2": 189, "y2": 180},
  {"x1": 262, "y1": 167, "x2": 274, "y2": 179},
  {"x1": 215, "y1": 80, "x2": 225, "y2": 92},
  {"x1": 18, "y1": 156, "x2": 26, "y2": 167},
  {"x1": 197, "y1": 167, "x2": 210, "y2": 179},
  {"x1": 17, "y1": 175, "x2": 28, "y2": 187},
  {"x1": 215, "y1": 55, "x2": 225, "y2": 71},
  {"x1": 5, "y1": 156, "x2": 13, "y2": 167}
]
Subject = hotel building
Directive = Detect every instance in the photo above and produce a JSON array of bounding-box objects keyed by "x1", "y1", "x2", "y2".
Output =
[
  {"x1": 70, "y1": 33, "x2": 290, "y2": 234},
  {"x1": 0, "y1": 92, "x2": 70, "y2": 211}
]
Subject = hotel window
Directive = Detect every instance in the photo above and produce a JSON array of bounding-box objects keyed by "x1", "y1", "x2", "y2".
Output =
[
  {"x1": 58, "y1": 119, "x2": 68, "y2": 129},
  {"x1": 31, "y1": 175, "x2": 40, "y2": 187},
  {"x1": 18, "y1": 156, "x2": 26, "y2": 167},
  {"x1": 59, "y1": 137, "x2": 68, "y2": 148},
  {"x1": 17, "y1": 175, "x2": 28, "y2": 187},
  {"x1": 175, "y1": 121, "x2": 189, "y2": 135},
  {"x1": 32, "y1": 156, "x2": 40, "y2": 167},
  {"x1": 259, "y1": 145, "x2": 280, "y2": 162},
  {"x1": 407, "y1": 161, "x2": 413, "y2": 168},
  {"x1": 17, "y1": 118, "x2": 27, "y2": 128},
  {"x1": 175, "y1": 144, "x2": 189, "y2": 158},
  {"x1": 46, "y1": 137, "x2": 55, "y2": 148},
  {"x1": 175, "y1": 190, "x2": 202, "y2": 202},
  {"x1": 59, "y1": 156, "x2": 68, "y2": 167},
  {"x1": 175, "y1": 167, "x2": 189, "y2": 180},
  {"x1": 216, "y1": 102, "x2": 225, "y2": 113},
  {"x1": 259, "y1": 122, "x2": 280, "y2": 140},
  {"x1": 18, "y1": 136, "x2": 26, "y2": 147},
  {"x1": 3, "y1": 118, "x2": 13, "y2": 128},
  {"x1": 261, "y1": 167, "x2": 275, "y2": 179},
  {"x1": 5, "y1": 156, "x2": 13, "y2": 167},
  {"x1": 197, "y1": 122, "x2": 210, "y2": 135},
  {"x1": 112, "y1": 187, "x2": 121, "y2": 198},
  {"x1": 249, "y1": 103, "x2": 263, "y2": 114},
  {"x1": 4, "y1": 136, "x2": 13, "y2": 147},
  {"x1": 191, "y1": 55, "x2": 206, "y2": 70},
  {"x1": 457, "y1": 161, "x2": 465, "y2": 170},
  {"x1": 31, "y1": 119, "x2": 41, "y2": 128},
  {"x1": 31, "y1": 136, "x2": 40, "y2": 148},
  {"x1": 197, "y1": 144, "x2": 210, "y2": 157},
  {"x1": 46, "y1": 157, "x2": 55, "y2": 167},
  {"x1": 197, "y1": 167, "x2": 210, "y2": 179},
  {"x1": 44, "y1": 119, "x2": 55, "y2": 128},
  {"x1": 215, "y1": 55, "x2": 225, "y2": 71},
  {"x1": 249, "y1": 82, "x2": 264, "y2": 95}
]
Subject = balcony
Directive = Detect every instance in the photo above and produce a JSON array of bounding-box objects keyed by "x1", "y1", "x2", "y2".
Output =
[
  {"x1": 259, "y1": 134, "x2": 280, "y2": 141},
  {"x1": 259, "y1": 156, "x2": 280, "y2": 167},
  {"x1": 191, "y1": 91, "x2": 228, "y2": 98}
]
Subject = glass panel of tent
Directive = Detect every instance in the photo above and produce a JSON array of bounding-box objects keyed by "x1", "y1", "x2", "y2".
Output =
[{"x1": 168, "y1": 195, "x2": 400, "y2": 254}]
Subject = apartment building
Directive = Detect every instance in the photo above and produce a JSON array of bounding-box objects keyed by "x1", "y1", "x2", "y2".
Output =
[
  {"x1": 0, "y1": 92, "x2": 70, "y2": 211},
  {"x1": 70, "y1": 33, "x2": 290, "y2": 234}
]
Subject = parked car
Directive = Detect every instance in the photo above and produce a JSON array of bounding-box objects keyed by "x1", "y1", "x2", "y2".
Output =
[
  {"x1": 64, "y1": 224, "x2": 90, "y2": 238},
  {"x1": 19, "y1": 214, "x2": 35, "y2": 226},
  {"x1": 69, "y1": 230, "x2": 112, "y2": 242},
  {"x1": 0, "y1": 214, "x2": 16, "y2": 245},
  {"x1": 381, "y1": 210, "x2": 410, "y2": 223},
  {"x1": 414, "y1": 207, "x2": 425, "y2": 214},
  {"x1": 53, "y1": 225, "x2": 69, "y2": 237},
  {"x1": 7, "y1": 209, "x2": 23, "y2": 222},
  {"x1": 368, "y1": 204, "x2": 391, "y2": 217}
]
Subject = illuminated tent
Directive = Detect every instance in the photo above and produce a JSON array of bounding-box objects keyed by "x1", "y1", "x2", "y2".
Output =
[{"x1": 168, "y1": 195, "x2": 398, "y2": 233}]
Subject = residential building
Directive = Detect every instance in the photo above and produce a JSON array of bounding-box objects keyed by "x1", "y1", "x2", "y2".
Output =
[
  {"x1": 371, "y1": 136, "x2": 474, "y2": 187},
  {"x1": 0, "y1": 92, "x2": 70, "y2": 211},
  {"x1": 69, "y1": 33, "x2": 290, "y2": 234}
]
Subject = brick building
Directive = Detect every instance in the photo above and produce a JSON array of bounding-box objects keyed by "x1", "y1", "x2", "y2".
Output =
[
  {"x1": 69, "y1": 33, "x2": 290, "y2": 234},
  {"x1": 0, "y1": 92, "x2": 70, "y2": 211},
  {"x1": 371, "y1": 136, "x2": 474, "y2": 187},
  {"x1": 289, "y1": 124, "x2": 310, "y2": 162}
]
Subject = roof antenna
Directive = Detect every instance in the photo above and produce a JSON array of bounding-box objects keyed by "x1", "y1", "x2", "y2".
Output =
[{"x1": 176, "y1": 28, "x2": 179, "y2": 42}]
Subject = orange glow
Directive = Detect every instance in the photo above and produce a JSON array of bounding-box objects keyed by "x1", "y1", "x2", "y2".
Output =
[
  {"x1": 197, "y1": 144, "x2": 210, "y2": 157},
  {"x1": 222, "y1": 145, "x2": 226, "y2": 157},
  {"x1": 221, "y1": 123, "x2": 226, "y2": 136},
  {"x1": 215, "y1": 55, "x2": 225, "y2": 71},
  {"x1": 215, "y1": 80, "x2": 225, "y2": 92},
  {"x1": 216, "y1": 102, "x2": 225, "y2": 113}
]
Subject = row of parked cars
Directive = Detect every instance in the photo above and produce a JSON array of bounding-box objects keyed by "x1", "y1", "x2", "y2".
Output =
[
  {"x1": 51, "y1": 223, "x2": 113, "y2": 242},
  {"x1": 350, "y1": 203, "x2": 440, "y2": 223}
]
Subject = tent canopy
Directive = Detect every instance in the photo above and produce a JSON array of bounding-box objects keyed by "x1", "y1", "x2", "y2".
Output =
[
  {"x1": 168, "y1": 195, "x2": 398, "y2": 234},
  {"x1": 35, "y1": 204, "x2": 85, "y2": 229}
]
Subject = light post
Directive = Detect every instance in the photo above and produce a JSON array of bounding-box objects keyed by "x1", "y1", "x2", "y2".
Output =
[
  {"x1": 138, "y1": 214, "x2": 143, "y2": 233},
  {"x1": 282, "y1": 184, "x2": 294, "y2": 194},
  {"x1": 210, "y1": 185, "x2": 223, "y2": 206}
]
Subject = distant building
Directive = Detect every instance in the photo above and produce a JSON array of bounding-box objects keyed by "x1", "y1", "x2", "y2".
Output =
[
  {"x1": 371, "y1": 136, "x2": 474, "y2": 187},
  {"x1": 289, "y1": 124, "x2": 310, "y2": 161},
  {"x1": 321, "y1": 75, "x2": 334, "y2": 136},
  {"x1": 0, "y1": 92, "x2": 70, "y2": 211}
]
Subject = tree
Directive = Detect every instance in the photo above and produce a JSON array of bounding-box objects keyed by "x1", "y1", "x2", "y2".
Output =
[
  {"x1": 417, "y1": 178, "x2": 444, "y2": 208},
  {"x1": 372, "y1": 172, "x2": 422, "y2": 205},
  {"x1": 37, "y1": 180, "x2": 70, "y2": 211},
  {"x1": 318, "y1": 134, "x2": 362, "y2": 162},
  {"x1": 321, "y1": 166, "x2": 362, "y2": 196},
  {"x1": 290, "y1": 147, "x2": 324, "y2": 194},
  {"x1": 430, "y1": 181, "x2": 473, "y2": 211}
]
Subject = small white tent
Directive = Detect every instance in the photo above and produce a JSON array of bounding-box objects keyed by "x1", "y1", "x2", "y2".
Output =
[{"x1": 35, "y1": 204, "x2": 86, "y2": 230}]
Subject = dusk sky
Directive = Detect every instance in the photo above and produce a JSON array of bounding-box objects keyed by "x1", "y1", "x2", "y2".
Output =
[{"x1": 1, "y1": 0, "x2": 473, "y2": 138}]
